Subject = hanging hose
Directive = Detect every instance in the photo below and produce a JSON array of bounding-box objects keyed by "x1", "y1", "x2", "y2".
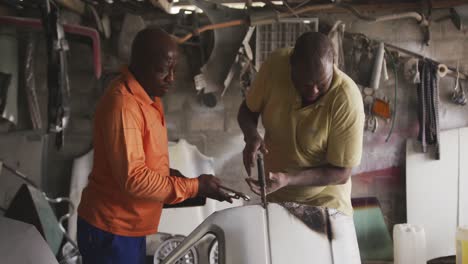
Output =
[
  {"x1": 416, "y1": 60, "x2": 440, "y2": 159},
  {"x1": 385, "y1": 53, "x2": 398, "y2": 142}
]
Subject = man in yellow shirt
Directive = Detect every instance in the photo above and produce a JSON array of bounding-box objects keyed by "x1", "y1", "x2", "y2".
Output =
[{"x1": 238, "y1": 32, "x2": 364, "y2": 262}]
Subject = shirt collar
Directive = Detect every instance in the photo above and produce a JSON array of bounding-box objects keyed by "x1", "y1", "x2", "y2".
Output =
[{"x1": 121, "y1": 67, "x2": 155, "y2": 106}]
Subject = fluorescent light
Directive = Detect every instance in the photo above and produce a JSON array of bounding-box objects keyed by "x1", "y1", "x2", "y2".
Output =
[{"x1": 169, "y1": 5, "x2": 203, "y2": 14}]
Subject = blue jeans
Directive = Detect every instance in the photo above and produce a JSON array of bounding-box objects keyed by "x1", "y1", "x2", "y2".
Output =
[{"x1": 77, "y1": 217, "x2": 146, "y2": 264}]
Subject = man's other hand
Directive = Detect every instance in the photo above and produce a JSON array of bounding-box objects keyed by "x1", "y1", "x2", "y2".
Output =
[
  {"x1": 197, "y1": 174, "x2": 233, "y2": 203},
  {"x1": 242, "y1": 135, "x2": 268, "y2": 177},
  {"x1": 245, "y1": 172, "x2": 289, "y2": 195}
]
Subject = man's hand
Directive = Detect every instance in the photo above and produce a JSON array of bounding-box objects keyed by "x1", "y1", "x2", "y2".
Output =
[
  {"x1": 197, "y1": 174, "x2": 233, "y2": 203},
  {"x1": 245, "y1": 172, "x2": 289, "y2": 195},
  {"x1": 243, "y1": 134, "x2": 268, "y2": 177}
]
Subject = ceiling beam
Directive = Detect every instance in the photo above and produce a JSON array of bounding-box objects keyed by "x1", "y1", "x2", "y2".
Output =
[{"x1": 174, "y1": 0, "x2": 467, "y2": 13}]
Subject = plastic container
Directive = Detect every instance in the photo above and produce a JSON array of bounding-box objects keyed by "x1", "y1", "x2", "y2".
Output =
[
  {"x1": 457, "y1": 226, "x2": 468, "y2": 264},
  {"x1": 393, "y1": 224, "x2": 426, "y2": 264}
]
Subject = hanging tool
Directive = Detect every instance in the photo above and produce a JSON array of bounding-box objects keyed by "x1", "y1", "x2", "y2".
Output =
[
  {"x1": 363, "y1": 90, "x2": 378, "y2": 133},
  {"x1": 257, "y1": 153, "x2": 267, "y2": 208},
  {"x1": 417, "y1": 60, "x2": 441, "y2": 159},
  {"x1": 219, "y1": 185, "x2": 251, "y2": 201},
  {"x1": 451, "y1": 62, "x2": 467, "y2": 106},
  {"x1": 41, "y1": 1, "x2": 71, "y2": 149}
]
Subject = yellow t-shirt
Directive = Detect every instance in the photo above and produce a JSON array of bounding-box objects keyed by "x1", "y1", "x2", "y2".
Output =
[{"x1": 246, "y1": 48, "x2": 364, "y2": 215}]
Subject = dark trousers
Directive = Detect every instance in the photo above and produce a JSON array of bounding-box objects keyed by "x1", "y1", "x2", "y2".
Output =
[{"x1": 77, "y1": 217, "x2": 146, "y2": 264}]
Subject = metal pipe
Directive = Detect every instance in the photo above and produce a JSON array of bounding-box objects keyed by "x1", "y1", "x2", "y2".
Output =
[
  {"x1": 2, "y1": 162, "x2": 39, "y2": 188},
  {"x1": 369, "y1": 42, "x2": 385, "y2": 89},
  {"x1": 374, "y1": 12, "x2": 423, "y2": 23},
  {"x1": 257, "y1": 153, "x2": 267, "y2": 208},
  {"x1": 0, "y1": 15, "x2": 101, "y2": 79}
]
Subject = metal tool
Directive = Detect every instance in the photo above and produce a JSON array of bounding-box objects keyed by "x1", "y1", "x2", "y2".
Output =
[
  {"x1": 451, "y1": 63, "x2": 467, "y2": 106},
  {"x1": 257, "y1": 153, "x2": 267, "y2": 208},
  {"x1": 219, "y1": 185, "x2": 251, "y2": 201}
]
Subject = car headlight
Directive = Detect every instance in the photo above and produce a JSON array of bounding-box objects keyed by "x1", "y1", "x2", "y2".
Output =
[{"x1": 153, "y1": 236, "x2": 198, "y2": 264}]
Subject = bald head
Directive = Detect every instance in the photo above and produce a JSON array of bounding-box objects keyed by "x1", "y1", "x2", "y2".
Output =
[
  {"x1": 129, "y1": 27, "x2": 178, "y2": 98},
  {"x1": 290, "y1": 32, "x2": 335, "y2": 106},
  {"x1": 291, "y1": 32, "x2": 334, "y2": 71},
  {"x1": 130, "y1": 27, "x2": 177, "y2": 67}
]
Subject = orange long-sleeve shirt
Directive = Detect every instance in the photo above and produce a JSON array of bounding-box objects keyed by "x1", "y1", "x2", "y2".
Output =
[{"x1": 78, "y1": 68, "x2": 199, "y2": 236}]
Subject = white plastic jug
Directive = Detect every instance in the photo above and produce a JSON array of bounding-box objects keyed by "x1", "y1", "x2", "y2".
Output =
[{"x1": 393, "y1": 224, "x2": 426, "y2": 264}]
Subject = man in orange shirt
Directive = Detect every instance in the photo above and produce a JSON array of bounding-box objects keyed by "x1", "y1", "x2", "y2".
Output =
[{"x1": 77, "y1": 27, "x2": 231, "y2": 264}]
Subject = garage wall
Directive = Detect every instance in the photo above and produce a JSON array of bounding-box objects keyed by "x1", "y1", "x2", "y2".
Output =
[{"x1": 1, "y1": 8, "x2": 467, "y2": 232}]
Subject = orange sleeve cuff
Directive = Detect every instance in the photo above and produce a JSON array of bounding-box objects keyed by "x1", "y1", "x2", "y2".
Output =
[{"x1": 188, "y1": 178, "x2": 199, "y2": 198}]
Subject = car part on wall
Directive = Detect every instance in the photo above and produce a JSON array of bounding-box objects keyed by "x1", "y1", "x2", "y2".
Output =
[
  {"x1": 0, "y1": 28, "x2": 18, "y2": 127},
  {"x1": 372, "y1": 98, "x2": 391, "y2": 120},
  {"x1": 118, "y1": 13, "x2": 145, "y2": 62},
  {"x1": 189, "y1": 0, "x2": 249, "y2": 99},
  {"x1": 24, "y1": 33, "x2": 43, "y2": 130},
  {"x1": 451, "y1": 62, "x2": 467, "y2": 106},
  {"x1": 403, "y1": 58, "x2": 420, "y2": 83},
  {"x1": 222, "y1": 26, "x2": 256, "y2": 97},
  {"x1": 0, "y1": 72, "x2": 12, "y2": 120},
  {"x1": 0, "y1": 15, "x2": 102, "y2": 79},
  {"x1": 328, "y1": 20, "x2": 345, "y2": 70},
  {"x1": 450, "y1": 4, "x2": 468, "y2": 30},
  {"x1": 0, "y1": 12, "x2": 102, "y2": 147},
  {"x1": 41, "y1": 1, "x2": 71, "y2": 149}
]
